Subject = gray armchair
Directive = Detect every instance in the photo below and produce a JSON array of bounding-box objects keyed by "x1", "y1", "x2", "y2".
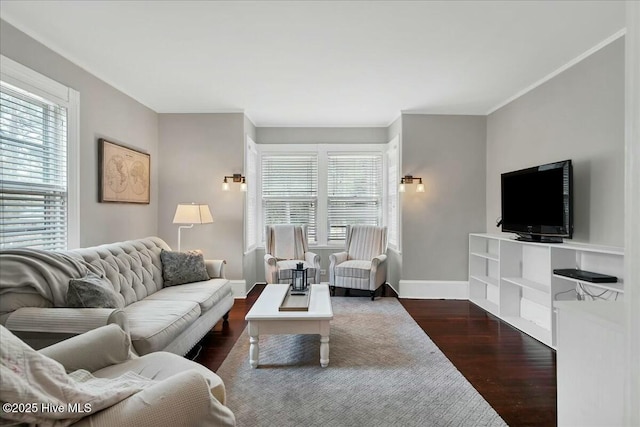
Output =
[
  {"x1": 264, "y1": 224, "x2": 320, "y2": 285},
  {"x1": 329, "y1": 225, "x2": 388, "y2": 300}
]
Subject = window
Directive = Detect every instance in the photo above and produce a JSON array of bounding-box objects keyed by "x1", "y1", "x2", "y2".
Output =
[
  {"x1": 254, "y1": 143, "x2": 395, "y2": 246},
  {"x1": 0, "y1": 56, "x2": 79, "y2": 250},
  {"x1": 327, "y1": 153, "x2": 382, "y2": 242},
  {"x1": 261, "y1": 153, "x2": 318, "y2": 243}
]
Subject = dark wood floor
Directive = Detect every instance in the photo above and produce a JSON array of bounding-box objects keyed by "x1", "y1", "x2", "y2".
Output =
[{"x1": 194, "y1": 284, "x2": 557, "y2": 427}]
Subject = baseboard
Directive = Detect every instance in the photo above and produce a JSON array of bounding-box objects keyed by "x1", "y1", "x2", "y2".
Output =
[
  {"x1": 387, "y1": 282, "x2": 400, "y2": 296},
  {"x1": 399, "y1": 280, "x2": 469, "y2": 300},
  {"x1": 520, "y1": 298, "x2": 551, "y2": 330},
  {"x1": 230, "y1": 280, "x2": 248, "y2": 299}
]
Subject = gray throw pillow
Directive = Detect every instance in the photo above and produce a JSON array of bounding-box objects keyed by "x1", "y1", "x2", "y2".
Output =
[
  {"x1": 160, "y1": 249, "x2": 210, "y2": 287},
  {"x1": 66, "y1": 272, "x2": 124, "y2": 309}
]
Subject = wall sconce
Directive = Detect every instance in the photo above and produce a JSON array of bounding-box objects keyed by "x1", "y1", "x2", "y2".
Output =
[
  {"x1": 173, "y1": 203, "x2": 214, "y2": 251},
  {"x1": 399, "y1": 175, "x2": 425, "y2": 193},
  {"x1": 222, "y1": 173, "x2": 247, "y2": 192}
]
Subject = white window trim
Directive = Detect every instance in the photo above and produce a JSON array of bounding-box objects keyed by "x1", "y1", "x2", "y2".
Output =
[
  {"x1": 244, "y1": 135, "x2": 258, "y2": 252},
  {"x1": 386, "y1": 136, "x2": 400, "y2": 251},
  {"x1": 0, "y1": 55, "x2": 80, "y2": 249},
  {"x1": 254, "y1": 143, "x2": 390, "y2": 248}
]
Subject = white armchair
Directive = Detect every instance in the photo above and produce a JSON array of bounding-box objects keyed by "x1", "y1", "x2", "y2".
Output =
[
  {"x1": 264, "y1": 224, "x2": 321, "y2": 285},
  {"x1": 2, "y1": 324, "x2": 235, "y2": 427},
  {"x1": 329, "y1": 225, "x2": 388, "y2": 300}
]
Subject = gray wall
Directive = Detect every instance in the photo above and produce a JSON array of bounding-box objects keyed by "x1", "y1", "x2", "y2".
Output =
[
  {"x1": 0, "y1": 20, "x2": 159, "y2": 247},
  {"x1": 401, "y1": 114, "x2": 487, "y2": 280},
  {"x1": 158, "y1": 114, "x2": 245, "y2": 279},
  {"x1": 256, "y1": 127, "x2": 388, "y2": 144},
  {"x1": 486, "y1": 38, "x2": 625, "y2": 247}
]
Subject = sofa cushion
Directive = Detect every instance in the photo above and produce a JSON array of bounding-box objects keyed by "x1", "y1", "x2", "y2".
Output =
[
  {"x1": 66, "y1": 272, "x2": 125, "y2": 309},
  {"x1": 145, "y1": 279, "x2": 231, "y2": 312},
  {"x1": 160, "y1": 250, "x2": 210, "y2": 287},
  {"x1": 92, "y1": 351, "x2": 227, "y2": 405},
  {"x1": 334, "y1": 260, "x2": 372, "y2": 279},
  {"x1": 124, "y1": 300, "x2": 201, "y2": 355}
]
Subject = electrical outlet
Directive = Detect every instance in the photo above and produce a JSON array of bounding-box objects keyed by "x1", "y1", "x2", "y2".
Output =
[{"x1": 320, "y1": 269, "x2": 327, "y2": 275}]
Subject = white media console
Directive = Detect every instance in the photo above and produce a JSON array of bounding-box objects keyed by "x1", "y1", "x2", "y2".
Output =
[{"x1": 468, "y1": 233, "x2": 624, "y2": 348}]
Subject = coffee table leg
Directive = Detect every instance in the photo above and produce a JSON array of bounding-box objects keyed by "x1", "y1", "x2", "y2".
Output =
[
  {"x1": 249, "y1": 322, "x2": 259, "y2": 368},
  {"x1": 320, "y1": 321, "x2": 330, "y2": 367}
]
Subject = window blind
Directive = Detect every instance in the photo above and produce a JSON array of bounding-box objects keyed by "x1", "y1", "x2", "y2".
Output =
[
  {"x1": 261, "y1": 154, "x2": 318, "y2": 242},
  {"x1": 327, "y1": 154, "x2": 382, "y2": 241},
  {"x1": 0, "y1": 83, "x2": 69, "y2": 250}
]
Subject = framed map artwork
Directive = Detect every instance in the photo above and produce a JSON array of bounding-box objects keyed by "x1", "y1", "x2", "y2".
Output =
[{"x1": 99, "y1": 139, "x2": 150, "y2": 204}]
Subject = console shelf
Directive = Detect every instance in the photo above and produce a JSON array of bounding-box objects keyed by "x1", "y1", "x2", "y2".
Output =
[
  {"x1": 469, "y1": 274, "x2": 499, "y2": 288},
  {"x1": 468, "y1": 233, "x2": 624, "y2": 348},
  {"x1": 502, "y1": 277, "x2": 549, "y2": 294},
  {"x1": 470, "y1": 251, "x2": 499, "y2": 261},
  {"x1": 552, "y1": 274, "x2": 625, "y2": 294}
]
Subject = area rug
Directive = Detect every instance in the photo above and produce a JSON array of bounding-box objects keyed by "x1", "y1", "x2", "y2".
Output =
[{"x1": 216, "y1": 297, "x2": 507, "y2": 427}]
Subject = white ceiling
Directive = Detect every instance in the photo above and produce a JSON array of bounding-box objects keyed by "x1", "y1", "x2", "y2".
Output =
[{"x1": 0, "y1": 1, "x2": 626, "y2": 127}]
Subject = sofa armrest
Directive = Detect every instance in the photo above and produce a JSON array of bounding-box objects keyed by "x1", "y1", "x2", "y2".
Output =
[
  {"x1": 264, "y1": 254, "x2": 277, "y2": 284},
  {"x1": 305, "y1": 251, "x2": 321, "y2": 283},
  {"x1": 5, "y1": 307, "x2": 128, "y2": 334},
  {"x1": 371, "y1": 254, "x2": 388, "y2": 267},
  {"x1": 370, "y1": 254, "x2": 388, "y2": 291},
  {"x1": 329, "y1": 251, "x2": 348, "y2": 267},
  {"x1": 305, "y1": 251, "x2": 320, "y2": 267},
  {"x1": 205, "y1": 259, "x2": 226, "y2": 279},
  {"x1": 264, "y1": 253, "x2": 277, "y2": 266},
  {"x1": 39, "y1": 324, "x2": 133, "y2": 373},
  {"x1": 71, "y1": 370, "x2": 236, "y2": 427}
]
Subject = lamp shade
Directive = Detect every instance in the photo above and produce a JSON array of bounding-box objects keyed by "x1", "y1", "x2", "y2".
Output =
[{"x1": 173, "y1": 203, "x2": 214, "y2": 224}]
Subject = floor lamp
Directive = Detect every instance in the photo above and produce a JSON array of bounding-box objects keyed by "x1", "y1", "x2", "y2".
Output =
[{"x1": 172, "y1": 203, "x2": 214, "y2": 251}]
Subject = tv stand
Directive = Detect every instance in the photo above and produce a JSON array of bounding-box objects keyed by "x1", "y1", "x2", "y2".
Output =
[
  {"x1": 468, "y1": 233, "x2": 624, "y2": 348},
  {"x1": 515, "y1": 233, "x2": 564, "y2": 244}
]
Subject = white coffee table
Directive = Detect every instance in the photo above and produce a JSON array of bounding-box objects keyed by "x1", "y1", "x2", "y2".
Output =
[{"x1": 245, "y1": 284, "x2": 333, "y2": 368}]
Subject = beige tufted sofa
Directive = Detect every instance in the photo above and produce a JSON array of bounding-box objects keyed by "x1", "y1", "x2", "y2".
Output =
[{"x1": 0, "y1": 237, "x2": 234, "y2": 355}]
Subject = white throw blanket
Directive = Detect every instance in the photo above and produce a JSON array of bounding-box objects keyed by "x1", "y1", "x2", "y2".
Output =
[
  {"x1": 0, "y1": 326, "x2": 155, "y2": 427},
  {"x1": 0, "y1": 249, "x2": 103, "y2": 311}
]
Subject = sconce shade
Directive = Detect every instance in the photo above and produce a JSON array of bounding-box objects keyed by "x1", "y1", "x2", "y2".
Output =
[
  {"x1": 222, "y1": 173, "x2": 246, "y2": 191},
  {"x1": 173, "y1": 203, "x2": 214, "y2": 224},
  {"x1": 400, "y1": 175, "x2": 425, "y2": 193}
]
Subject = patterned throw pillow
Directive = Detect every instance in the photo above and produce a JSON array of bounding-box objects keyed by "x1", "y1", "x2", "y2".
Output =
[
  {"x1": 160, "y1": 249, "x2": 210, "y2": 287},
  {"x1": 66, "y1": 272, "x2": 124, "y2": 309}
]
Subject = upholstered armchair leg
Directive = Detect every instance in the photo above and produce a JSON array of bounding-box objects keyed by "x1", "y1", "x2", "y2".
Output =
[
  {"x1": 330, "y1": 286, "x2": 336, "y2": 296},
  {"x1": 223, "y1": 311, "x2": 230, "y2": 322},
  {"x1": 370, "y1": 290, "x2": 375, "y2": 301}
]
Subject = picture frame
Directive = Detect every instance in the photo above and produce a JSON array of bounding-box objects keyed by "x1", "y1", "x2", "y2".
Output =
[{"x1": 99, "y1": 138, "x2": 150, "y2": 204}]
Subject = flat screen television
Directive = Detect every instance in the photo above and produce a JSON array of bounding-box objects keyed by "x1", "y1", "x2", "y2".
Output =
[{"x1": 501, "y1": 159, "x2": 573, "y2": 243}]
